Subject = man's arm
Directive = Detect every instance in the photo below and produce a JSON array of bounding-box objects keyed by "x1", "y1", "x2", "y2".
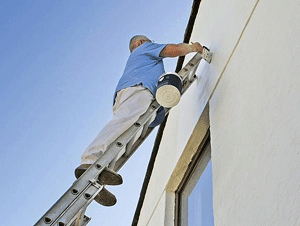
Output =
[{"x1": 159, "y1": 42, "x2": 203, "y2": 58}]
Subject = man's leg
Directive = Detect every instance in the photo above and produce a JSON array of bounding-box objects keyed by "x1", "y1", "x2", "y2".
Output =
[
  {"x1": 81, "y1": 85, "x2": 154, "y2": 165},
  {"x1": 76, "y1": 86, "x2": 153, "y2": 206}
]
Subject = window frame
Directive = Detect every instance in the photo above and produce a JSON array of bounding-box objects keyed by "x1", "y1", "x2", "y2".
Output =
[{"x1": 175, "y1": 130, "x2": 212, "y2": 226}]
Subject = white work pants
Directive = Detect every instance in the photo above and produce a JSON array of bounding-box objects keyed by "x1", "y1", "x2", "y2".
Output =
[{"x1": 81, "y1": 85, "x2": 154, "y2": 165}]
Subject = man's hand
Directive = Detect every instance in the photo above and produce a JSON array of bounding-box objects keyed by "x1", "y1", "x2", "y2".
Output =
[
  {"x1": 160, "y1": 42, "x2": 203, "y2": 58},
  {"x1": 191, "y1": 42, "x2": 203, "y2": 53}
]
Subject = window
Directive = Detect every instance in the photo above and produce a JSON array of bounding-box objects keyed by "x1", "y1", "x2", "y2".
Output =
[{"x1": 176, "y1": 132, "x2": 214, "y2": 226}]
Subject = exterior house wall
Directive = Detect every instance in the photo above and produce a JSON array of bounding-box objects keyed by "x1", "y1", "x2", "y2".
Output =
[
  {"x1": 209, "y1": 0, "x2": 300, "y2": 225},
  {"x1": 138, "y1": 0, "x2": 300, "y2": 225}
]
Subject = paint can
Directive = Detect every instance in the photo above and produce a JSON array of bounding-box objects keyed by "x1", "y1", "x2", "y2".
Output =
[{"x1": 156, "y1": 72, "x2": 182, "y2": 108}]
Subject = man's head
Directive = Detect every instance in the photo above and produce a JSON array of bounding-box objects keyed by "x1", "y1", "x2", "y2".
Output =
[{"x1": 129, "y1": 35, "x2": 152, "y2": 52}]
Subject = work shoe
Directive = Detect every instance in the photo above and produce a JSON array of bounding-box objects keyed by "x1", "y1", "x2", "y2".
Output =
[
  {"x1": 94, "y1": 187, "x2": 117, "y2": 206},
  {"x1": 98, "y1": 167, "x2": 123, "y2": 186},
  {"x1": 75, "y1": 164, "x2": 123, "y2": 186}
]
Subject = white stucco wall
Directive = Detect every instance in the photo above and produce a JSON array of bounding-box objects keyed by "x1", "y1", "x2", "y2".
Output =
[
  {"x1": 209, "y1": 0, "x2": 300, "y2": 225},
  {"x1": 138, "y1": 0, "x2": 300, "y2": 225}
]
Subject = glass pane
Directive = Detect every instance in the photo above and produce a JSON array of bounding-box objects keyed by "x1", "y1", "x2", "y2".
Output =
[{"x1": 188, "y1": 160, "x2": 214, "y2": 226}]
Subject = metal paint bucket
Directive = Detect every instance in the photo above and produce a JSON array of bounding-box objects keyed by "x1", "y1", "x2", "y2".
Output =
[{"x1": 156, "y1": 72, "x2": 182, "y2": 108}]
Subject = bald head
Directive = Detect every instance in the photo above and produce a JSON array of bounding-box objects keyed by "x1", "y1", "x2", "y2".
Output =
[{"x1": 129, "y1": 35, "x2": 151, "y2": 52}]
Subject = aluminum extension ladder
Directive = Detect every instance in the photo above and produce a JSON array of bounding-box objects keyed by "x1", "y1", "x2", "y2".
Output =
[{"x1": 34, "y1": 49, "x2": 212, "y2": 226}]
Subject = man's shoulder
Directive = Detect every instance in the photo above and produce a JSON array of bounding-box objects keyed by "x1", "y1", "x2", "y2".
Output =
[
  {"x1": 136, "y1": 42, "x2": 166, "y2": 52},
  {"x1": 134, "y1": 42, "x2": 167, "y2": 59}
]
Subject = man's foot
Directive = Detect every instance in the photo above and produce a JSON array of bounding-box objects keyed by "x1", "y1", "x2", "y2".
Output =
[
  {"x1": 95, "y1": 187, "x2": 117, "y2": 206},
  {"x1": 74, "y1": 164, "x2": 123, "y2": 186},
  {"x1": 74, "y1": 164, "x2": 119, "y2": 206},
  {"x1": 98, "y1": 167, "x2": 123, "y2": 185}
]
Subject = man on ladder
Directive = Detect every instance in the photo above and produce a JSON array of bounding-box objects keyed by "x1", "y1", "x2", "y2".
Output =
[{"x1": 75, "y1": 35, "x2": 204, "y2": 207}]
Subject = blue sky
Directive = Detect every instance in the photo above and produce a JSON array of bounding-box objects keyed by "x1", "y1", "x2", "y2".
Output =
[{"x1": 0, "y1": 1, "x2": 194, "y2": 225}]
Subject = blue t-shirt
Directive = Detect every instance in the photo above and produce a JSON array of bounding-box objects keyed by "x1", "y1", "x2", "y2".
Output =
[{"x1": 114, "y1": 42, "x2": 167, "y2": 102}]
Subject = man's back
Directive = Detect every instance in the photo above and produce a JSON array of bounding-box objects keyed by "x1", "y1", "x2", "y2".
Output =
[{"x1": 115, "y1": 42, "x2": 167, "y2": 100}]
